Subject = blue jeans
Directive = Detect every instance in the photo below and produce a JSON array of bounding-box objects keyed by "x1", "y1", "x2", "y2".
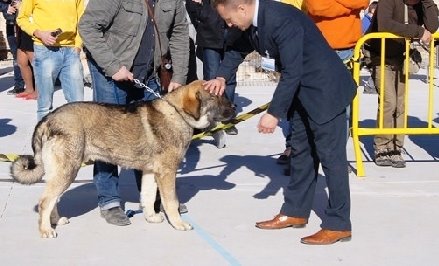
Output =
[
  {"x1": 6, "y1": 33, "x2": 24, "y2": 88},
  {"x1": 88, "y1": 58, "x2": 160, "y2": 209},
  {"x1": 202, "y1": 47, "x2": 237, "y2": 103},
  {"x1": 33, "y1": 45, "x2": 84, "y2": 121},
  {"x1": 335, "y1": 48, "x2": 354, "y2": 64}
]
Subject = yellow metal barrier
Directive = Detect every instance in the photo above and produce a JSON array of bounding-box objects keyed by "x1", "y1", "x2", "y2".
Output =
[{"x1": 352, "y1": 32, "x2": 439, "y2": 177}]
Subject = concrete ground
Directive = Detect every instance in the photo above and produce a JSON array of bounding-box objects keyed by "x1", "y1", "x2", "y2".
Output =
[{"x1": 0, "y1": 60, "x2": 438, "y2": 266}]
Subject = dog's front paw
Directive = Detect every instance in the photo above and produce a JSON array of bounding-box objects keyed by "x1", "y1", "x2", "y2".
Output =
[
  {"x1": 144, "y1": 212, "x2": 164, "y2": 223},
  {"x1": 40, "y1": 228, "x2": 58, "y2": 238},
  {"x1": 172, "y1": 221, "x2": 193, "y2": 231}
]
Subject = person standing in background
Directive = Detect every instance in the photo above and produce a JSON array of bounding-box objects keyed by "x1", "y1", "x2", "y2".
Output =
[
  {"x1": 17, "y1": 0, "x2": 85, "y2": 121},
  {"x1": 79, "y1": 0, "x2": 189, "y2": 226},
  {"x1": 186, "y1": 0, "x2": 239, "y2": 149},
  {"x1": 306, "y1": 0, "x2": 369, "y2": 64},
  {"x1": 362, "y1": 1, "x2": 378, "y2": 94},
  {"x1": 362, "y1": 1, "x2": 378, "y2": 33},
  {"x1": 366, "y1": 0, "x2": 439, "y2": 168},
  {"x1": 11, "y1": 0, "x2": 37, "y2": 100},
  {"x1": 1, "y1": 0, "x2": 25, "y2": 95}
]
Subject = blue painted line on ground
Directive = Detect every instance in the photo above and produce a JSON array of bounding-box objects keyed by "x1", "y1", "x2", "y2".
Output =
[{"x1": 183, "y1": 215, "x2": 241, "y2": 266}]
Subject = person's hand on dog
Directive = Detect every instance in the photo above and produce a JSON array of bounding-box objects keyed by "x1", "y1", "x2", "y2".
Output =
[
  {"x1": 168, "y1": 81, "x2": 182, "y2": 92},
  {"x1": 203, "y1": 77, "x2": 225, "y2": 96},
  {"x1": 112, "y1": 66, "x2": 133, "y2": 81},
  {"x1": 258, "y1": 113, "x2": 279, "y2": 134}
]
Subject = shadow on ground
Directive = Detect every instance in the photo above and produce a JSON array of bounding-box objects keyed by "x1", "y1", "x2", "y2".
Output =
[
  {"x1": 0, "y1": 75, "x2": 13, "y2": 93},
  {"x1": 0, "y1": 118, "x2": 16, "y2": 137},
  {"x1": 358, "y1": 116, "x2": 439, "y2": 161}
]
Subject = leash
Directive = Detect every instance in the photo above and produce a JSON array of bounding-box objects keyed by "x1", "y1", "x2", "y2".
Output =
[
  {"x1": 133, "y1": 78, "x2": 162, "y2": 99},
  {"x1": 192, "y1": 102, "x2": 270, "y2": 140}
]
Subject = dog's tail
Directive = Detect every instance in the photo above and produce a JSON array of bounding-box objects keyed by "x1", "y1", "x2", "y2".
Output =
[{"x1": 11, "y1": 120, "x2": 46, "y2": 184}]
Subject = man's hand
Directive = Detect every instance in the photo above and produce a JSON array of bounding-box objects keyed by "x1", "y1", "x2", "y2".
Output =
[
  {"x1": 257, "y1": 113, "x2": 279, "y2": 134},
  {"x1": 167, "y1": 81, "x2": 182, "y2": 92},
  {"x1": 7, "y1": 5, "x2": 17, "y2": 15},
  {"x1": 33, "y1": 30, "x2": 58, "y2": 46},
  {"x1": 421, "y1": 29, "x2": 432, "y2": 45},
  {"x1": 112, "y1": 66, "x2": 133, "y2": 81},
  {"x1": 203, "y1": 77, "x2": 226, "y2": 96}
]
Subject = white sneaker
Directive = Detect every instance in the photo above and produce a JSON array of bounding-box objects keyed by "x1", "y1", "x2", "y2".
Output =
[{"x1": 212, "y1": 130, "x2": 226, "y2": 149}]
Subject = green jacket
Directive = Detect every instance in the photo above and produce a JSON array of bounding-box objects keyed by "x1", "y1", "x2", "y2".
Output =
[{"x1": 79, "y1": 0, "x2": 189, "y2": 84}]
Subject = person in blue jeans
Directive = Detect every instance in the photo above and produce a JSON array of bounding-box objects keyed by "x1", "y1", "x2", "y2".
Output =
[
  {"x1": 79, "y1": 0, "x2": 189, "y2": 226},
  {"x1": 186, "y1": 0, "x2": 239, "y2": 149},
  {"x1": 16, "y1": 0, "x2": 85, "y2": 121},
  {"x1": 0, "y1": 1, "x2": 25, "y2": 94}
]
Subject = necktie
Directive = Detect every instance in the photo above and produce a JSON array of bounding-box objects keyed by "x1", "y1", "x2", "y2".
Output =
[{"x1": 250, "y1": 26, "x2": 259, "y2": 50}]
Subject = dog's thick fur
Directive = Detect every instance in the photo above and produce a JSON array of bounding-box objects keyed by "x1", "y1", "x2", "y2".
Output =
[{"x1": 11, "y1": 80, "x2": 235, "y2": 238}]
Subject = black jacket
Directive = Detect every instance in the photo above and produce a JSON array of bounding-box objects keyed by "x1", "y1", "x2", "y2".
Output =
[
  {"x1": 0, "y1": 1, "x2": 16, "y2": 24},
  {"x1": 217, "y1": 0, "x2": 356, "y2": 124},
  {"x1": 186, "y1": 0, "x2": 225, "y2": 49}
]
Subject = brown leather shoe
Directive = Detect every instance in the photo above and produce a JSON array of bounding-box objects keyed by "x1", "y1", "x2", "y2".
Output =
[
  {"x1": 301, "y1": 229, "x2": 352, "y2": 245},
  {"x1": 255, "y1": 214, "x2": 307, "y2": 229}
]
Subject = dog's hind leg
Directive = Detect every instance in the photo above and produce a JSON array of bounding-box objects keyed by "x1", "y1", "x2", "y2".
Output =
[
  {"x1": 140, "y1": 171, "x2": 164, "y2": 223},
  {"x1": 38, "y1": 142, "x2": 80, "y2": 238},
  {"x1": 38, "y1": 181, "x2": 70, "y2": 238},
  {"x1": 156, "y1": 171, "x2": 192, "y2": 231}
]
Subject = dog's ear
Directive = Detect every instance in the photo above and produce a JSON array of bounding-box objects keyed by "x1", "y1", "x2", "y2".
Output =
[{"x1": 182, "y1": 85, "x2": 201, "y2": 120}]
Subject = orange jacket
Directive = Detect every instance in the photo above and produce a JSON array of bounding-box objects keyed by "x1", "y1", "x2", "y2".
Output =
[{"x1": 306, "y1": 0, "x2": 369, "y2": 49}]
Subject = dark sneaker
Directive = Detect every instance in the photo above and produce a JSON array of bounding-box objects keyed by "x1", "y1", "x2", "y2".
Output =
[
  {"x1": 390, "y1": 150, "x2": 406, "y2": 168},
  {"x1": 374, "y1": 149, "x2": 392, "y2": 167},
  {"x1": 100, "y1": 206, "x2": 131, "y2": 226},
  {"x1": 225, "y1": 126, "x2": 238, "y2": 135},
  {"x1": 213, "y1": 130, "x2": 226, "y2": 148},
  {"x1": 7, "y1": 86, "x2": 25, "y2": 95}
]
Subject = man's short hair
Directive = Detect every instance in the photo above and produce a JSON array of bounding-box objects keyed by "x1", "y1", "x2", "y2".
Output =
[{"x1": 212, "y1": 0, "x2": 254, "y2": 8}]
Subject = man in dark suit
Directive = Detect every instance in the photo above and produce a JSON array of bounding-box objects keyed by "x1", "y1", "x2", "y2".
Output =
[{"x1": 204, "y1": 0, "x2": 357, "y2": 245}]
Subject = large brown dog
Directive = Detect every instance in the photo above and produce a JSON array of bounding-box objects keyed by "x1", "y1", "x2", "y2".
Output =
[{"x1": 11, "y1": 80, "x2": 235, "y2": 238}]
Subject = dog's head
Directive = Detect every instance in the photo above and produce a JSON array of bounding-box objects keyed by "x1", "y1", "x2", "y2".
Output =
[{"x1": 177, "y1": 80, "x2": 236, "y2": 129}]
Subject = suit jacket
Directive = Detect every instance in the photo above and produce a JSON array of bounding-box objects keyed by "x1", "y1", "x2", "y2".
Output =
[{"x1": 216, "y1": 0, "x2": 357, "y2": 125}]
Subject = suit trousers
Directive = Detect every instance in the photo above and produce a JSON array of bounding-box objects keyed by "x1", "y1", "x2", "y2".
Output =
[
  {"x1": 281, "y1": 101, "x2": 351, "y2": 231},
  {"x1": 372, "y1": 64, "x2": 406, "y2": 152}
]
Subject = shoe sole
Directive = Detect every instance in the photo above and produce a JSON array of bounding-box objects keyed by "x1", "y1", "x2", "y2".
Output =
[
  {"x1": 374, "y1": 161, "x2": 392, "y2": 167},
  {"x1": 391, "y1": 163, "x2": 406, "y2": 168},
  {"x1": 255, "y1": 224, "x2": 306, "y2": 230},
  {"x1": 100, "y1": 211, "x2": 131, "y2": 226},
  {"x1": 300, "y1": 236, "x2": 352, "y2": 245}
]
